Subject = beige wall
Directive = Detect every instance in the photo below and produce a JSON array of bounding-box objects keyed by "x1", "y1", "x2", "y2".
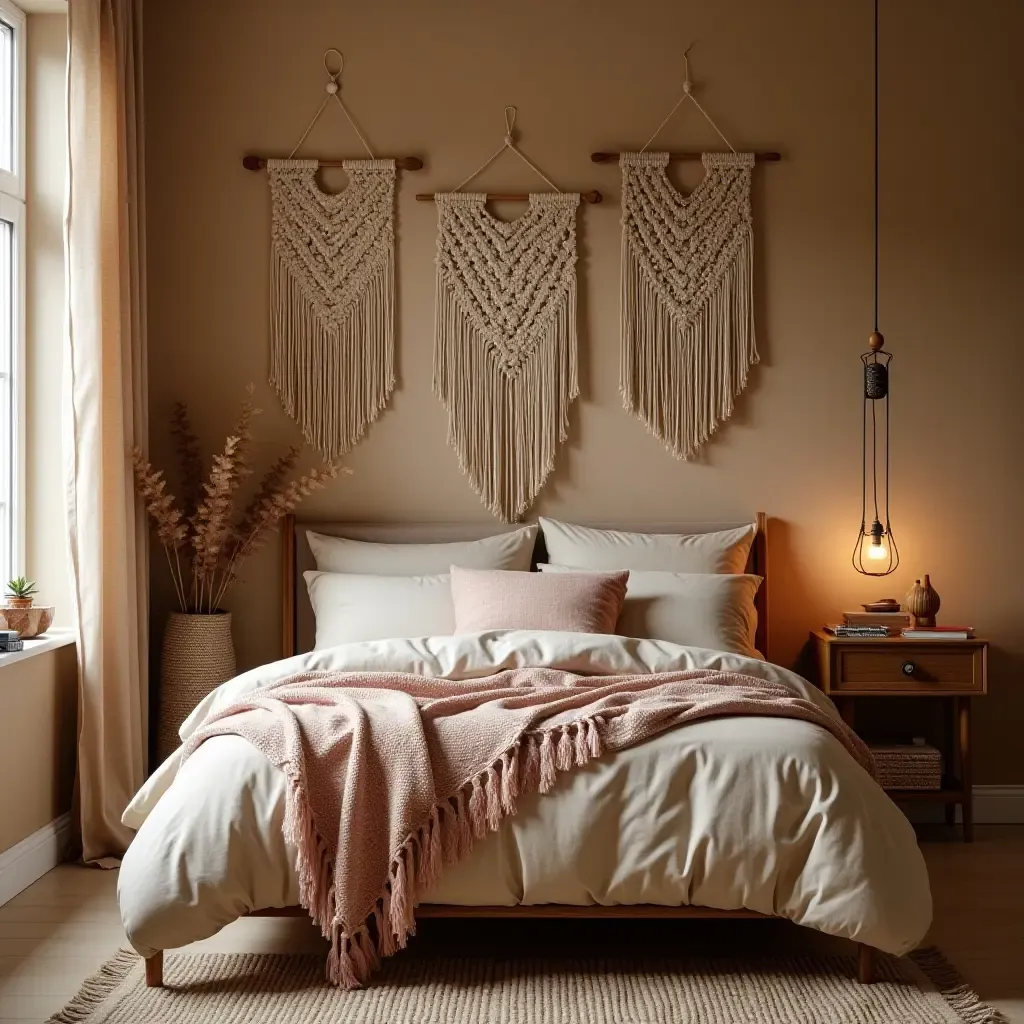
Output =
[
  {"x1": 0, "y1": 644, "x2": 77, "y2": 854},
  {"x1": 143, "y1": 0, "x2": 1024, "y2": 783},
  {"x1": 26, "y1": 13, "x2": 70, "y2": 623}
]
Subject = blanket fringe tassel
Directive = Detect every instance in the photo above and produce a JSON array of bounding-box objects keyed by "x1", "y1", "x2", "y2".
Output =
[{"x1": 284, "y1": 714, "x2": 609, "y2": 989}]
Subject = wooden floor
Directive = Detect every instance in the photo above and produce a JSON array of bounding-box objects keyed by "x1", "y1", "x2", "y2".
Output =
[{"x1": 0, "y1": 825, "x2": 1020, "y2": 1022}]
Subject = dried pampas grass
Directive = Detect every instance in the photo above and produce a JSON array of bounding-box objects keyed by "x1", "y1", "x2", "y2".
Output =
[{"x1": 132, "y1": 385, "x2": 342, "y2": 614}]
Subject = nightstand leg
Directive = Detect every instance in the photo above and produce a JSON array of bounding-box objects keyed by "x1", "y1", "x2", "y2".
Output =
[
  {"x1": 944, "y1": 699, "x2": 956, "y2": 826},
  {"x1": 957, "y1": 697, "x2": 973, "y2": 843}
]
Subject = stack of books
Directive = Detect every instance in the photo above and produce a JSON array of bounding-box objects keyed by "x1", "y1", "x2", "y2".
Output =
[
  {"x1": 901, "y1": 626, "x2": 974, "y2": 640},
  {"x1": 823, "y1": 624, "x2": 890, "y2": 638},
  {"x1": 0, "y1": 629, "x2": 23, "y2": 653},
  {"x1": 842, "y1": 609, "x2": 911, "y2": 635}
]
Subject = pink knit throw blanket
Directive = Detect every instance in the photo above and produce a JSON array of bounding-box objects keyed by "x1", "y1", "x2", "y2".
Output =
[{"x1": 180, "y1": 666, "x2": 873, "y2": 987}]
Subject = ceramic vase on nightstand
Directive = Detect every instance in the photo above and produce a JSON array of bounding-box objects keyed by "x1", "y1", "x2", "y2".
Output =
[
  {"x1": 905, "y1": 575, "x2": 941, "y2": 628},
  {"x1": 157, "y1": 611, "x2": 236, "y2": 761}
]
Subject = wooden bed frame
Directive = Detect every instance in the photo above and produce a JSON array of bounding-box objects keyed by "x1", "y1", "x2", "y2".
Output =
[{"x1": 144, "y1": 511, "x2": 878, "y2": 987}]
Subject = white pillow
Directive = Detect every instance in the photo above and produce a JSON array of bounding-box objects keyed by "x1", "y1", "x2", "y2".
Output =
[
  {"x1": 538, "y1": 518, "x2": 756, "y2": 575},
  {"x1": 306, "y1": 526, "x2": 538, "y2": 575},
  {"x1": 539, "y1": 564, "x2": 762, "y2": 658},
  {"x1": 304, "y1": 571, "x2": 454, "y2": 649}
]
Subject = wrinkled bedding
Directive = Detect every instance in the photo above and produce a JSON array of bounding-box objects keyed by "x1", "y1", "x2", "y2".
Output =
[{"x1": 119, "y1": 631, "x2": 931, "y2": 958}]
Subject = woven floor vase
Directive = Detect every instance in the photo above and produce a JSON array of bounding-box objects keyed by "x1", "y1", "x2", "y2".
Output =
[{"x1": 158, "y1": 612, "x2": 236, "y2": 761}]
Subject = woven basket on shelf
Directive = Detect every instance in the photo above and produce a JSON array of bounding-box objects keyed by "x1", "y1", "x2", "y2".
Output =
[
  {"x1": 157, "y1": 611, "x2": 236, "y2": 762},
  {"x1": 869, "y1": 743, "x2": 942, "y2": 790}
]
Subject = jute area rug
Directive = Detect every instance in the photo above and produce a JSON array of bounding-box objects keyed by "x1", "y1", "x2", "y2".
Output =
[{"x1": 49, "y1": 946, "x2": 1005, "y2": 1024}]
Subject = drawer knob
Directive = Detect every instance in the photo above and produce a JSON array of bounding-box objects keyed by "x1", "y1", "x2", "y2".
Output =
[{"x1": 902, "y1": 661, "x2": 916, "y2": 676}]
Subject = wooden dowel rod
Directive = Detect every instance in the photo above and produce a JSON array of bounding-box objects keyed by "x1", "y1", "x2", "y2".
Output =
[
  {"x1": 416, "y1": 190, "x2": 603, "y2": 204},
  {"x1": 590, "y1": 151, "x2": 782, "y2": 164},
  {"x1": 243, "y1": 155, "x2": 424, "y2": 171}
]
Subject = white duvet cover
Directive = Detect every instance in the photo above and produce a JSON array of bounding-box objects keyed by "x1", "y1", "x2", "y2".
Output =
[{"x1": 118, "y1": 631, "x2": 931, "y2": 958}]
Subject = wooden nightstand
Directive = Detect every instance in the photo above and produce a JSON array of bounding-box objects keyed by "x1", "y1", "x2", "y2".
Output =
[{"x1": 811, "y1": 629, "x2": 988, "y2": 841}]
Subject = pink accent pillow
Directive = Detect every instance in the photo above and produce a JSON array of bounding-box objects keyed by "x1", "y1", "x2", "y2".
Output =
[{"x1": 449, "y1": 566, "x2": 629, "y2": 635}]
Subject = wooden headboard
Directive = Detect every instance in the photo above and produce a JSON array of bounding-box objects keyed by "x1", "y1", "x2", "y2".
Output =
[{"x1": 282, "y1": 512, "x2": 769, "y2": 660}]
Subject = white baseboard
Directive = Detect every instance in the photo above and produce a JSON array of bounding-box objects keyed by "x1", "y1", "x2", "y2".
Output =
[
  {"x1": 0, "y1": 812, "x2": 73, "y2": 906},
  {"x1": 972, "y1": 785, "x2": 1024, "y2": 824},
  {"x1": 903, "y1": 785, "x2": 1024, "y2": 826}
]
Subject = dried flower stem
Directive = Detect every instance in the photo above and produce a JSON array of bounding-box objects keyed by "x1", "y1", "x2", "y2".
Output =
[
  {"x1": 164, "y1": 546, "x2": 186, "y2": 612},
  {"x1": 132, "y1": 386, "x2": 342, "y2": 615},
  {"x1": 212, "y1": 462, "x2": 343, "y2": 608},
  {"x1": 170, "y1": 401, "x2": 204, "y2": 531}
]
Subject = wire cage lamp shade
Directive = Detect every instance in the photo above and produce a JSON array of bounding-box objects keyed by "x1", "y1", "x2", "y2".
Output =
[
  {"x1": 852, "y1": 333, "x2": 898, "y2": 575},
  {"x1": 853, "y1": 0, "x2": 899, "y2": 577}
]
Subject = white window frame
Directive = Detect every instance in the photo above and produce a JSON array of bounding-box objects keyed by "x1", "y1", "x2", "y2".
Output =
[
  {"x1": 0, "y1": 0, "x2": 26, "y2": 584},
  {"x1": 0, "y1": 0, "x2": 25, "y2": 200}
]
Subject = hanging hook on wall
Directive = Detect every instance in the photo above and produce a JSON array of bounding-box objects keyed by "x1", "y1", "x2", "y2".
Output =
[
  {"x1": 417, "y1": 105, "x2": 602, "y2": 202},
  {"x1": 241, "y1": 48, "x2": 425, "y2": 171},
  {"x1": 285, "y1": 48, "x2": 375, "y2": 160},
  {"x1": 638, "y1": 40, "x2": 736, "y2": 154},
  {"x1": 323, "y1": 47, "x2": 344, "y2": 87},
  {"x1": 503, "y1": 105, "x2": 517, "y2": 146},
  {"x1": 682, "y1": 40, "x2": 695, "y2": 95},
  {"x1": 591, "y1": 38, "x2": 782, "y2": 164}
]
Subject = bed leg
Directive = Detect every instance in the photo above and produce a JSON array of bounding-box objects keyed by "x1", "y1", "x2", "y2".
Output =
[
  {"x1": 145, "y1": 950, "x2": 164, "y2": 987},
  {"x1": 857, "y1": 943, "x2": 876, "y2": 983}
]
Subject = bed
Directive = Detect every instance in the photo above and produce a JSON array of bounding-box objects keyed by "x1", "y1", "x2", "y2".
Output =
[{"x1": 118, "y1": 513, "x2": 931, "y2": 988}]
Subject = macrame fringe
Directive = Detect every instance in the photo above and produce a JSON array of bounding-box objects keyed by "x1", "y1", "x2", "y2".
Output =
[
  {"x1": 433, "y1": 275, "x2": 578, "y2": 523},
  {"x1": 620, "y1": 200, "x2": 757, "y2": 460},
  {"x1": 270, "y1": 242, "x2": 395, "y2": 462},
  {"x1": 283, "y1": 716, "x2": 606, "y2": 990}
]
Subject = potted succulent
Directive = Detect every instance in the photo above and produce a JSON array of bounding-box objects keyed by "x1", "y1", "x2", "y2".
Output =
[
  {"x1": 5, "y1": 577, "x2": 37, "y2": 609},
  {"x1": 1, "y1": 578, "x2": 54, "y2": 638},
  {"x1": 132, "y1": 385, "x2": 343, "y2": 759}
]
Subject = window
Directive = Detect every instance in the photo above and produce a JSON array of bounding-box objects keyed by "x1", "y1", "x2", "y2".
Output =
[{"x1": 0, "y1": 0, "x2": 24, "y2": 587}]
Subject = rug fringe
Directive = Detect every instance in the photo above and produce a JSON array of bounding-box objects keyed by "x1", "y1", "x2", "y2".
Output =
[
  {"x1": 908, "y1": 946, "x2": 1009, "y2": 1023},
  {"x1": 45, "y1": 947, "x2": 139, "y2": 1023}
]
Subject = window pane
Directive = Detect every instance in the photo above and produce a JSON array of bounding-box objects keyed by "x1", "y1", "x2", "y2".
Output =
[
  {"x1": 0, "y1": 217, "x2": 10, "y2": 584},
  {"x1": 0, "y1": 20, "x2": 11, "y2": 176}
]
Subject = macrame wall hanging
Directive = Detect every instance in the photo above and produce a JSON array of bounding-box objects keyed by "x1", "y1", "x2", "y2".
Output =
[
  {"x1": 422, "y1": 108, "x2": 602, "y2": 522},
  {"x1": 598, "y1": 49, "x2": 773, "y2": 460},
  {"x1": 243, "y1": 50, "x2": 424, "y2": 461}
]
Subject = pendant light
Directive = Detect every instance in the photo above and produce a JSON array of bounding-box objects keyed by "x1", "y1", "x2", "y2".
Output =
[{"x1": 853, "y1": 0, "x2": 899, "y2": 576}]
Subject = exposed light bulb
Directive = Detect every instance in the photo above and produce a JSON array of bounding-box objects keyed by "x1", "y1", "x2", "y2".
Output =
[{"x1": 866, "y1": 519, "x2": 888, "y2": 561}]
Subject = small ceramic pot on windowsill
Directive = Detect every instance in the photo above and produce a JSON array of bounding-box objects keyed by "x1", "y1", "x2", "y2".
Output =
[{"x1": 0, "y1": 606, "x2": 55, "y2": 638}]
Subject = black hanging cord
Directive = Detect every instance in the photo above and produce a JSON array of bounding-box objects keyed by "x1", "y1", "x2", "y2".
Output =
[
  {"x1": 873, "y1": 0, "x2": 879, "y2": 334},
  {"x1": 852, "y1": 0, "x2": 898, "y2": 576}
]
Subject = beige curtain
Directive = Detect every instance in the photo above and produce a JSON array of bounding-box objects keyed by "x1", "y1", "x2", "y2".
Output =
[{"x1": 64, "y1": 0, "x2": 148, "y2": 862}]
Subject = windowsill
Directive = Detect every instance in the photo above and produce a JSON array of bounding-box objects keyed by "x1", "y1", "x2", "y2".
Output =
[{"x1": 0, "y1": 626, "x2": 75, "y2": 668}]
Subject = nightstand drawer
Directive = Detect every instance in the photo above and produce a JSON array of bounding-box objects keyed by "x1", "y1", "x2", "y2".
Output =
[{"x1": 832, "y1": 647, "x2": 985, "y2": 694}]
